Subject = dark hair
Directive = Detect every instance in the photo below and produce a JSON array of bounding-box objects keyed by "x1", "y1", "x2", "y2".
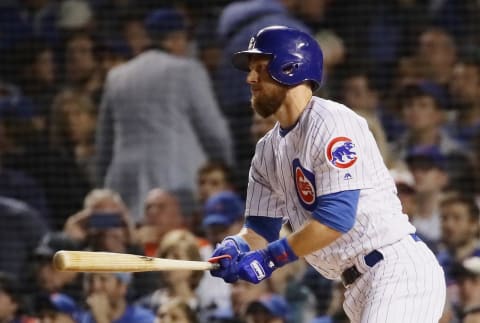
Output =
[
  {"x1": 440, "y1": 194, "x2": 480, "y2": 222},
  {"x1": 398, "y1": 82, "x2": 447, "y2": 110},
  {"x1": 0, "y1": 272, "x2": 21, "y2": 303},
  {"x1": 161, "y1": 298, "x2": 199, "y2": 323},
  {"x1": 0, "y1": 37, "x2": 51, "y2": 85},
  {"x1": 197, "y1": 161, "x2": 234, "y2": 185},
  {"x1": 332, "y1": 60, "x2": 378, "y2": 100}
]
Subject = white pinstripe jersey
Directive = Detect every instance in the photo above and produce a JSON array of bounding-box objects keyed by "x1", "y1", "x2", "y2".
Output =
[{"x1": 245, "y1": 96, "x2": 416, "y2": 279}]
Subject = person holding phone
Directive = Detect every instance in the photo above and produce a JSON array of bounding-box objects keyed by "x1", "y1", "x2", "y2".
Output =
[{"x1": 63, "y1": 188, "x2": 135, "y2": 253}]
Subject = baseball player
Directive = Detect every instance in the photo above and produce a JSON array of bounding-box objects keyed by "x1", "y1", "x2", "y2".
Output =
[{"x1": 209, "y1": 25, "x2": 446, "y2": 323}]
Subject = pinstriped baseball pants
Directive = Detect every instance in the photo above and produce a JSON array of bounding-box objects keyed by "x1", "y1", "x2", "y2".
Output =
[{"x1": 343, "y1": 235, "x2": 446, "y2": 323}]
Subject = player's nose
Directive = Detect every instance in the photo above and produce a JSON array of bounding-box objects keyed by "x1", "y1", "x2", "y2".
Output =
[{"x1": 246, "y1": 69, "x2": 259, "y2": 84}]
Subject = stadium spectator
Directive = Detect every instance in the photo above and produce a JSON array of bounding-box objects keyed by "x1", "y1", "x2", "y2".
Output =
[
  {"x1": 29, "y1": 232, "x2": 83, "y2": 303},
  {"x1": 392, "y1": 81, "x2": 462, "y2": 161},
  {"x1": 0, "y1": 197, "x2": 48, "y2": 289},
  {"x1": 3, "y1": 38, "x2": 57, "y2": 131},
  {"x1": 244, "y1": 294, "x2": 291, "y2": 323},
  {"x1": 0, "y1": 93, "x2": 88, "y2": 228},
  {"x1": 389, "y1": 168, "x2": 417, "y2": 218},
  {"x1": 0, "y1": 95, "x2": 89, "y2": 230},
  {"x1": 190, "y1": 161, "x2": 235, "y2": 236},
  {"x1": 0, "y1": 165, "x2": 49, "y2": 221},
  {"x1": 202, "y1": 191, "x2": 245, "y2": 247},
  {"x1": 0, "y1": 96, "x2": 50, "y2": 217},
  {"x1": 120, "y1": 13, "x2": 152, "y2": 57},
  {"x1": 302, "y1": 268, "x2": 334, "y2": 323},
  {"x1": 63, "y1": 32, "x2": 103, "y2": 101},
  {"x1": 0, "y1": 272, "x2": 36, "y2": 323},
  {"x1": 50, "y1": 90, "x2": 97, "y2": 187},
  {"x1": 196, "y1": 162, "x2": 235, "y2": 207},
  {"x1": 294, "y1": 0, "x2": 330, "y2": 33},
  {"x1": 336, "y1": 63, "x2": 392, "y2": 167},
  {"x1": 136, "y1": 188, "x2": 186, "y2": 257},
  {"x1": 450, "y1": 257, "x2": 480, "y2": 323},
  {"x1": 96, "y1": 9, "x2": 233, "y2": 220},
  {"x1": 35, "y1": 292, "x2": 81, "y2": 323},
  {"x1": 64, "y1": 188, "x2": 158, "y2": 300},
  {"x1": 95, "y1": 41, "x2": 129, "y2": 83},
  {"x1": 437, "y1": 194, "x2": 480, "y2": 285},
  {"x1": 137, "y1": 230, "x2": 203, "y2": 314},
  {"x1": 447, "y1": 56, "x2": 480, "y2": 148},
  {"x1": 216, "y1": 279, "x2": 270, "y2": 323},
  {"x1": 416, "y1": 27, "x2": 457, "y2": 87},
  {"x1": 405, "y1": 150, "x2": 450, "y2": 244},
  {"x1": 394, "y1": 56, "x2": 429, "y2": 89},
  {"x1": 63, "y1": 189, "x2": 135, "y2": 252},
  {"x1": 313, "y1": 30, "x2": 346, "y2": 97},
  {"x1": 81, "y1": 272, "x2": 156, "y2": 323},
  {"x1": 155, "y1": 297, "x2": 199, "y2": 323},
  {"x1": 144, "y1": 8, "x2": 190, "y2": 57}
]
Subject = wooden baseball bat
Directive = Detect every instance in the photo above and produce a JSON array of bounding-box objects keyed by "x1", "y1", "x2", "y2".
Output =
[{"x1": 53, "y1": 250, "x2": 220, "y2": 272}]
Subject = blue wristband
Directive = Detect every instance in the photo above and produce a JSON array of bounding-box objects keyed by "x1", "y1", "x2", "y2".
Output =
[
  {"x1": 225, "y1": 236, "x2": 250, "y2": 253},
  {"x1": 266, "y1": 237, "x2": 298, "y2": 267}
]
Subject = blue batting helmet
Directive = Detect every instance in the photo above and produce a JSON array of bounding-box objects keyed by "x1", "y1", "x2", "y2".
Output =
[{"x1": 232, "y1": 25, "x2": 323, "y2": 90}]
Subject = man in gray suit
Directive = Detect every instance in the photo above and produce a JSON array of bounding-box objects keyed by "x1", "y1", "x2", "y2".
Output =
[{"x1": 96, "y1": 9, "x2": 233, "y2": 221}]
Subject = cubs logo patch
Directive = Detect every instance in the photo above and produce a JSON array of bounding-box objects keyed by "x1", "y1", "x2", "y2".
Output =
[
  {"x1": 325, "y1": 136, "x2": 358, "y2": 169},
  {"x1": 292, "y1": 159, "x2": 317, "y2": 211}
]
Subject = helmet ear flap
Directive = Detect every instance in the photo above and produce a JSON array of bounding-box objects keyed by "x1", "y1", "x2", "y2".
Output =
[{"x1": 281, "y1": 62, "x2": 300, "y2": 77}]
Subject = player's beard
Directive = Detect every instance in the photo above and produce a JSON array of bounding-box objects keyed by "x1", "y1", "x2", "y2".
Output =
[{"x1": 251, "y1": 87, "x2": 287, "y2": 118}]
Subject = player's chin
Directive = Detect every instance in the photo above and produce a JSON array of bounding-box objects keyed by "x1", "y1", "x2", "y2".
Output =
[{"x1": 252, "y1": 100, "x2": 278, "y2": 118}]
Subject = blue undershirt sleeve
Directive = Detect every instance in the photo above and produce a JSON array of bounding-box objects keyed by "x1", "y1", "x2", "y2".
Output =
[
  {"x1": 312, "y1": 190, "x2": 360, "y2": 233},
  {"x1": 244, "y1": 216, "x2": 283, "y2": 242}
]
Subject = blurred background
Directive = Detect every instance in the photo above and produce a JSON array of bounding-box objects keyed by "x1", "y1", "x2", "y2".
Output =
[{"x1": 0, "y1": 0, "x2": 479, "y2": 322}]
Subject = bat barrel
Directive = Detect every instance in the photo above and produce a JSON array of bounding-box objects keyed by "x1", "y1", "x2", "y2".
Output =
[{"x1": 53, "y1": 250, "x2": 219, "y2": 272}]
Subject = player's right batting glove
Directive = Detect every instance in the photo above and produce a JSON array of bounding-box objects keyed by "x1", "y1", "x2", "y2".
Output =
[
  {"x1": 209, "y1": 236, "x2": 250, "y2": 283},
  {"x1": 237, "y1": 238, "x2": 298, "y2": 284}
]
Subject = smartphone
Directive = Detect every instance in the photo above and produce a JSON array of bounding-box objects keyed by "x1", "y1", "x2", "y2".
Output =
[{"x1": 88, "y1": 212, "x2": 124, "y2": 229}]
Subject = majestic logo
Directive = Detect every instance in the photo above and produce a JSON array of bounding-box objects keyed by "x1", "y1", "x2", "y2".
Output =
[
  {"x1": 248, "y1": 37, "x2": 256, "y2": 50},
  {"x1": 292, "y1": 159, "x2": 317, "y2": 211},
  {"x1": 326, "y1": 136, "x2": 358, "y2": 169}
]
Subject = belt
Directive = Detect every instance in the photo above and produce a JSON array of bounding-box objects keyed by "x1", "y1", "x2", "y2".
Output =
[{"x1": 341, "y1": 233, "x2": 421, "y2": 287}]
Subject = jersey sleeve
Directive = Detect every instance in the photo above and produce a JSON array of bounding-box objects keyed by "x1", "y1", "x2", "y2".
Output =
[
  {"x1": 312, "y1": 108, "x2": 377, "y2": 196},
  {"x1": 245, "y1": 139, "x2": 286, "y2": 220}
]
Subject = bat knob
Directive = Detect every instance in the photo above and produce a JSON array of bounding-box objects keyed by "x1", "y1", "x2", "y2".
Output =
[
  {"x1": 53, "y1": 250, "x2": 70, "y2": 271},
  {"x1": 207, "y1": 255, "x2": 231, "y2": 270}
]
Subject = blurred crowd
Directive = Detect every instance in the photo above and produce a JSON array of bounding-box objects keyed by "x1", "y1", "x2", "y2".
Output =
[{"x1": 0, "y1": 0, "x2": 480, "y2": 322}]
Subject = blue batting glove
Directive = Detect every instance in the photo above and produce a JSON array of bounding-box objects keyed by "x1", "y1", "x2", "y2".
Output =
[
  {"x1": 237, "y1": 238, "x2": 298, "y2": 284},
  {"x1": 209, "y1": 236, "x2": 250, "y2": 283}
]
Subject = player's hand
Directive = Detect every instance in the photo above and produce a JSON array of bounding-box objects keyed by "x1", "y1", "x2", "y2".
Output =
[
  {"x1": 237, "y1": 249, "x2": 276, "y2": 284},
  {"x1": 237, "y1": 238, "x2": 298, "y2": 284},
  {"x1": 209, "y1": 236, "x2": 250, "y2": 283}
]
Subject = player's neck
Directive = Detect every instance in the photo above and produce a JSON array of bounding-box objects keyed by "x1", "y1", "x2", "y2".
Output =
[{"x1": 276, "y1": 85, "x2": 313, "y2": 128}]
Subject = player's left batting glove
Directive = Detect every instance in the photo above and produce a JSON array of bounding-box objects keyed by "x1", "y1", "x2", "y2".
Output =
[
  {"x1": 209, "y1": 236, "x2": 251, "y2": 283},
  {"x1": 237, "y1": 237, "x2": 298, "y2": 284}
]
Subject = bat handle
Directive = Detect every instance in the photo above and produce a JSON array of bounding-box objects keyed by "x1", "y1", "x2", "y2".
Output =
[{"x1": 207, "y1": 254, "x2": 232, "y2": 270}]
